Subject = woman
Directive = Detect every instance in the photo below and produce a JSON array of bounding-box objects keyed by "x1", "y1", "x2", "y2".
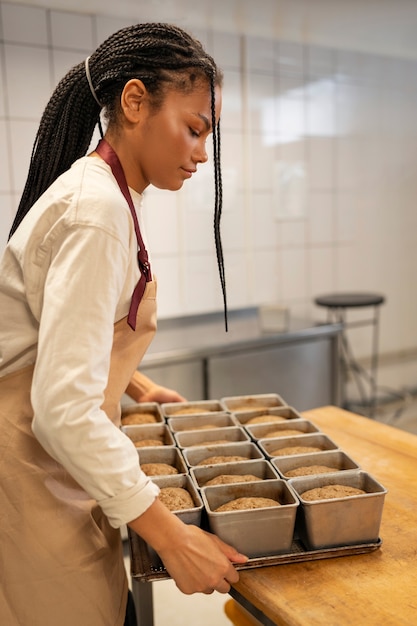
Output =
[{"x1": 0, "y1": 23, "x2": 247, "y2": 626}]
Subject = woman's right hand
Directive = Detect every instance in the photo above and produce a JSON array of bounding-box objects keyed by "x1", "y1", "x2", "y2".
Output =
[
  {"x1": 156, "y1": 523, "x2": 248, "y2": 595},
  {"x1": 128, "y1": 498, "x2": 248, "y2": 595}
]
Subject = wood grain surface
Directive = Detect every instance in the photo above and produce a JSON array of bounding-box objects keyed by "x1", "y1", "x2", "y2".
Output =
[{"x1": 231, "y1": 406, "x2": 417, "y2": 626}]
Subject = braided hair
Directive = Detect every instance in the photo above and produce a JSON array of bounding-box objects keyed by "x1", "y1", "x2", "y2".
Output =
[{"x1": 9, "y1": 23, "x2": 228, "y2": 328}]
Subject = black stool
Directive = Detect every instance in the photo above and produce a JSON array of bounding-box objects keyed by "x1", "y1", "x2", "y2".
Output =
[{"x1": 314, "y1": 292, "x2": 385, "y2": 417}]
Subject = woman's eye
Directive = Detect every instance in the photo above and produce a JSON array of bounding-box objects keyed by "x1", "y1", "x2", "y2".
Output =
[{"x1": 190, "y1": 128, "x2": 200, "y2": 138}]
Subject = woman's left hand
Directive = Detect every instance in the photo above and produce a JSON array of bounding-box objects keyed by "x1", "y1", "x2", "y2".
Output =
[
  {"x1": 125, "y1": 370, "x2": 186, "y2": 403},
  {"x1": 140, "y1": 384, "x2": 186, "y2": 404}
]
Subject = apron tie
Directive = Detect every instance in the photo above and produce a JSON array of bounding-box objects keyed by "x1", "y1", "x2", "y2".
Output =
[{"x1": 95, "y1": 139, "x2": 152, "y2": 330}]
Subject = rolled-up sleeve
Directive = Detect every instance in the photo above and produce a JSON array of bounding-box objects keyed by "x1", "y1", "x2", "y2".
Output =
[{"x1": 31, "y1": 222, "x2": 158, "y2": 528}]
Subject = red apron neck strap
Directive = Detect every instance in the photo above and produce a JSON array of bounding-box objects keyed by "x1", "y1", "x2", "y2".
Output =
[{"x1": 95, "y1": 138, "x2": 152, "y2": 330}]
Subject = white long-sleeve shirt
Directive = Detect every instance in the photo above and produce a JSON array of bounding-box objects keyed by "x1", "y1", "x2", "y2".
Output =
[{"x1": 0, "y1": 155, "x2": 159, "y2": 527}]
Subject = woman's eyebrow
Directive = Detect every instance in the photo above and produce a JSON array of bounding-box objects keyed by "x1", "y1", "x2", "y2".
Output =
[{"x1": 194, "y1": 113, "x2": 211, "y2": 130}]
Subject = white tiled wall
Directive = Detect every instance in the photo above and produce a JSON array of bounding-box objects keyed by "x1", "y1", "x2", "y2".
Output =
[{"x1": 1, "y1": 1, "x2": 417, "y2": 385}]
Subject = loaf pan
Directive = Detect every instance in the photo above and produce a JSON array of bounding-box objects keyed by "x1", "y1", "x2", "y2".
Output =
[
  {"x1": 121, "y1": 402, "x2": 163, "y2": 425},
  {"x1": 190, "y1": 459, "x2": 280, "y2": 489},
  {"x1": 151, "y1": 474, "x2": 203, "y2": 525},
  {"x1": 183, "y1": 442, "x2": 264, "y2": 468},
  {"x1": 221, "y1": 393, "x2": 287, "y2": 414},
  {"x1": 232, "y1": 405, "x2": 302, "y2": 428},
  {"x1": 137, "y1": 446, "x2": 188, "y2": 476},
  {"x1": 122, "y1": 424, "x2": 175, "y2": 448},
  {"x1": 202, "y1": 479, "x2": 298, "y2": 557},
  {"x1": 258, "y1": 433, "x2": 339, "y2": 459},
  {"x1": 174, "y1": 426, "x2": 250, "y2": 449},
  {"x1": 272, "y1": 449, "x2": 360, "y2": 479},
  {"x1": 161, "y1": 400, "x2": 224, "y2": 418},
  {"x1": 245, "y1": 418, "x2": 320, "y2": 442},
  {"x1": 167, "y1": 412, "x2": 237, "y2": 433},
  {"x1": 289, "y1": 470, "x2": 387, "y2": 549}
]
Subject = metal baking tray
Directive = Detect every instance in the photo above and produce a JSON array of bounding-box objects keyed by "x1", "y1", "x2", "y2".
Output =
[
  {"x1": 124, "y1": 394, "x2": 384, "y2": 583},
  {"x1": 128, "y1": 529, "x2": 382, "y2": 583}
]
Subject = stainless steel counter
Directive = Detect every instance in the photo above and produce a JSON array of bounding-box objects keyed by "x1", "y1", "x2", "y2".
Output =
[
  {"x1": 139, "y1": 308, "x2": 342, "y2": 410},
  {"x1": 143, "y1": 307, "x2": 339, "y2": 362}
]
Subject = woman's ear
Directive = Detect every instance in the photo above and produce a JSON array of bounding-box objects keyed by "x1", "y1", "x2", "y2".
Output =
[{"x1": 120, "y1": 79, "x2": 147, "y2": 122}]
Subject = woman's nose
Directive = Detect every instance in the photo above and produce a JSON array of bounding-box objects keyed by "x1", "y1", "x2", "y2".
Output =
[{"x1": 194, "y1": 141, "x2": 208, "y2": 164}]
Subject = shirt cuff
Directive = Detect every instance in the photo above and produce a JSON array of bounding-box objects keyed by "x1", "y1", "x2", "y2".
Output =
[{"x1": 99, "y1": 476, "x2": 160, "y2": 528}]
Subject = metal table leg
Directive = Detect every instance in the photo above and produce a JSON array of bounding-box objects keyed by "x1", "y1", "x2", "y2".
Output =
[
  {"x1": 132, "y1": 579, "x2": 154, "y2": 626},
  {"x1": 326, "y1": 304, "x2": 382, "y2": 418}
]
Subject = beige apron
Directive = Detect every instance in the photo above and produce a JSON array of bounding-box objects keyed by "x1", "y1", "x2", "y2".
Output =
[{"x1": 0, "y1": 280, "x2": 157, "y2": 626}]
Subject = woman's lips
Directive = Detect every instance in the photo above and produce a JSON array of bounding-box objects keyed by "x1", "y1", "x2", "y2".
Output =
[{"x1": 182, "y1": 167, "x2": 196, "y2": 177}]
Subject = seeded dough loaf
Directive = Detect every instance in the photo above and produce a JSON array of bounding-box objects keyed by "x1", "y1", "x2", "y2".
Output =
[
  {"x1": 246, "y1": 415, "x2": 286, "y2": 425},
  {"x1": 190, "y1": 439, "x2": 229, "y2": 447},
  {"x1": 284, "y1": 465, "x2": 336, "y2": 477},
  {"x1": 122, "y1": 412, "x2": 158, "y2": 425},
  {"x1": 231, "y1": 401, "x2": 272, "y2": 412},
  {"x1": 196, "y1": 455, "x2": 247, "y2": 466},
  {"x1": 214, "y1": 496, "x2": 280, "y2": 512},
  {"x1": 204, "y1": 474, "x2": 261, "y2": 486},
  {"x1": 158, "y1": 487, "x2": 195, "y2": 510},
  {"x1": 134, "y1": 438, "x2": 164, "y2": 448},
  {"x1": 169, "y1": 406, "x2": 215, "y2": 415},
  {"x1": 265, "y1": 429, "x2": 302, "y2": 438},
  {"x1": 180, "y1": 424, "x2": 216, "y2": 431},
  {"x1": 141, "y1": 463, "x2": 178, "y2": 476},
  {"x1": 301, "y1": 484, "x2": 366, "y2": 501},
  {"x1": 272, "y1": 445, "x2": 321, "y2": 456}
]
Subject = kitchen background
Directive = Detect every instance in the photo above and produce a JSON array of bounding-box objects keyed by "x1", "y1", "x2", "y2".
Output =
[
  {"x1": 1, "y1": 0, "x2": 417, "y2": 410},
  {"x1": 1, "y1": 1, "x2": 416, "y2": 624}
]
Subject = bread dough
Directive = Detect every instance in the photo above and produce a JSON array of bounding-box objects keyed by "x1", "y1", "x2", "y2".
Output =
[
  {"x1": 272, "y1": 445, "x2": 321, "y2": 456},
  {"x1": 134, "y1": 438, "x2": 164, "y2": 448},
  {"x1": 196, "y1": 455, "x2": 247, "y2": 466},
  {"x1": 301, "y1": 484, "x2": 366, "y2": 501},
  {"x1": 141, "y1": 463, "x2": 178, "y2": 476},
  {"x1": 121, "y1": 412, "x2": 158, "y2": 425},
  {"x1": 284, "y1": 465, "x2": 336, "y2": 477},
  {"x1": 214, "y1": 496, "x2": 280, "y2": 512},
  {"x1": 264, "y1": 429, "x2": 303, "y2": 438},
  {"x1": 204, "y1": 474, "x2": 261, "y2": 486},
  {"x1": 190, "y1": 439, "x2": 229, "y2": 447},
  {"x1": 246, "y1": 415, "x2": 286, "y2": 425},
  {"x1": 169, "y1": 406, "x2": 215, "y2": 415},
  {"x1": 158, "y1": 487, "x2": 195, "y2": 510}
]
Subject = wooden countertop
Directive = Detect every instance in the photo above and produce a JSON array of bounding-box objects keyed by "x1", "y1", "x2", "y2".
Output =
[{"x1": 231, "y1": 406, "x2": 417, "y2": 626}]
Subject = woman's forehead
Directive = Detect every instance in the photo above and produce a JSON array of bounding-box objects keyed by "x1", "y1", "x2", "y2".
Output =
[{"x1": 164, "y1": 83, "x2": 222, "y2": 124}]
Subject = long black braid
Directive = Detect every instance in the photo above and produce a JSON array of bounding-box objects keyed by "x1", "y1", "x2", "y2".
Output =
[
  {"x1": 210, "y1": 80, "x2": 227, "y2": 331},
  {"x1": 8, "y1": 23, "x2": 228, "y2": 327}
]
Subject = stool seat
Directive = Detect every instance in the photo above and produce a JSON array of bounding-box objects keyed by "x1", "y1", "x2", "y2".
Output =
[{"x1": 315, "y1": 293, "x2": 385, "y2": 309}]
